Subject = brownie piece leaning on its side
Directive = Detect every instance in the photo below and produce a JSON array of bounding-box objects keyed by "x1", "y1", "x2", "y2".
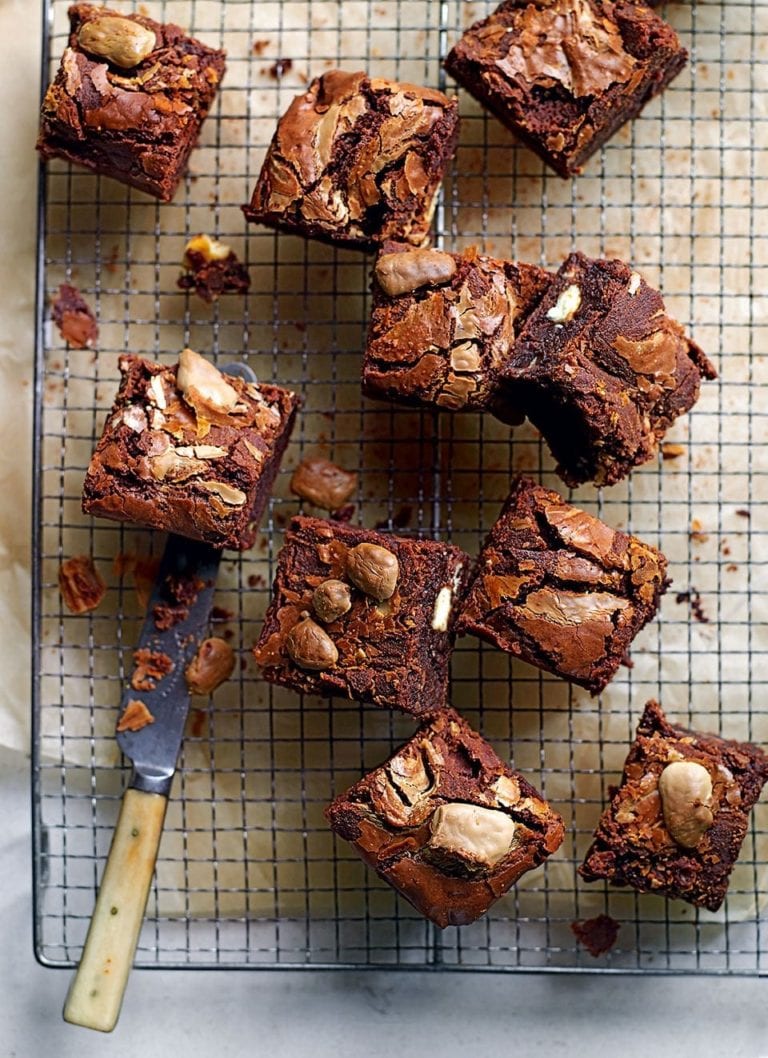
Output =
[
  {"x1": 82, "y1": 349, "x2": 299, "y2": 550},
  {"x1": 497, "y1": 252, "x2": 716, "y2": 487},
  {"x1": 37, "y1": 4, "x2": 226, "y2": 202},
  {"x1": 326, "y1": 709, "x2": 565, "y2": 927},
  {"x1": 242, "y1": 70, "x2": 459, "y2": 250},
  {"x1": 455, "y1": 477, "x2": 670, "y2": 694},
  {"x1": 443, "y1": 0, "x2": 687, "y2": 178},
  {"x1": 580, "y1": 700, "x2": 768, "y2": 911},
  {"x1": 253, "y1": 517, "x2": 470, "y2": 716},
  {"x1": 362, "y1": 242, "x2": 552, "y2": 423}
]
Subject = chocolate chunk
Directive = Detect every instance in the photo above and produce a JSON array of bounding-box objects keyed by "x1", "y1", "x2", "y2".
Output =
[{"x1": 571, "y1": 914, "x2": 620, "y2": 957}]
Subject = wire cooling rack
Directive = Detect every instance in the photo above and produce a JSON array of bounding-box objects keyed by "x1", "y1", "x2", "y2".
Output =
[{"x1": 32, "y1": 0, "x2": 768, "y2": 973}]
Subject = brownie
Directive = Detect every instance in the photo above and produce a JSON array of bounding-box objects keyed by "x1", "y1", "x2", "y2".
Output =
[
  {"x1": 253, "y1": 516, "x2": 470, "y2": 715},
  {"x1": 498, "y1": 253, "x2": 716, "y2": 487},
  {"x1": 326, "y1": 709, "x2": 565, "y2": 927},
  {"x1": 82, "y1": 349, "x2": 299, "y2": 550},
  {"x1": 444, "y1": 0, "x2": 687, "y2": 178},
  {"x1": 242, "y1": 70, "x2": 459, "y2": 250},
  {"x1": 362, "y1": 243, "x2": 552, "y2": 422},
  {"x1": 37, "y1": 4, "x2": 226, "y2": 201},
  {"x1": 455, "y1": 477, "x2": 670, "y2": 694},
  {"x1": 177, "y1": 234, "x2": 250, "y2": 302},
  {"x1": 580, "y1": 700, "x2": 768, "y2": 910}
]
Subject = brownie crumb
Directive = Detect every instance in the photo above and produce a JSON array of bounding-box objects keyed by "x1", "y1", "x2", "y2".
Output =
[
  {"x1": 736, "y1": 508, "x2": 750, "y2": 519},
  {"x1": 290, "y1": 457, "x2": 358, "y2": 511},
  {"x1": 52, "y1": 283, "x2": 98, "y2": 349},
  {"x1": 153, "y1": 602, "x2": 190, "y2": 630},
  {"x1": 268, "y1": 57, "x2": 293, "y2": 79},
  {"x1": 58, "y1": 555, "x2": 106, "y2": 614},
  {"x1": 131, "y1": 648, "x2": 174, "y2": 692},
  {"x1": 675, "y1": 588, "x2": 710, "y2": 624},
  {"x1": 571, "y1": 914, "x2": 620, "y2": 957},
  {"x1": 116, "y1": 698, "x2": 155, "y2": 733},
  {"x1": 661, "y1": 443, "x2": 686, "y2": 460},
  {"x1": 252, "y1": 38, "x2": 270, "y2": 55},
  {"x1": 211, "y1": 606, "x2": 235, "y2": 624},
  {"x1": 166, "y1": 574, "x2": 204, "y2": 607},
  {"x1": 330, "y1": 503, "x2": 355, "y2": 523}
]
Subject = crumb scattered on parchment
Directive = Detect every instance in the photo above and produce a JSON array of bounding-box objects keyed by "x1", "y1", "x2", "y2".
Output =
[
  {"x1": 571, "y1": 914, "x2": 620, "y2": 957},
  {"x1": 267, "y1": 57, "x2": 293, "y2": 79},
  {"x1": 131, "y1": 648, "x2": 174, "y2": 692},
  {"x1": 211, "y1": 606, "x2": 235, "y2": 624},
  {"x1": 189, "y1": 709, "x2": 207, "y2": 738},
  {"x1": 116, "y1": 699, "x2": 155, "y2": 733},
  {"x1": 52, "y1": 284, "x2": 98, "y2": 349},
  {"x1": 661, "y1": 442, "x2": 686, "y2": 460},
  {"x1": 689, "y1": 519, "x2": 710, "y2": 544},
  {"x1": 736, "y1": 508, "x2": 750, "y2": 519},
  {"x1": 676, "y1": 588, "x2": 710, "y2": 624},
  {"x1": 247, "y1": 573, "x2": 266, "y2": 589},
  {"x1": 252, "y1": 38, "x2": 270, "y2": 55},
  {"x1": 58, "y1": 556, "x2": 106, "y2": 614}
]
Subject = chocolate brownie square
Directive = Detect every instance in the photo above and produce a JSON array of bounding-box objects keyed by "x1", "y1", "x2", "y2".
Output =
[
  {"x1": 580, "y1": 700, "x2": 768, "y2": 910},
  {"x1": 455, "y1": 477, "x2": 669, "y2": 694},
  {"x1": 37, "y1": 4, "x2": 226, "y2": 202},
  {"x1": 253, "y1": 517, "x2": 470, "y2": 715},
  {"x1": 362, "y1": 243, "x2": 552, "y2": 421},
  {"x1": 498, "y1": 253, "x2": 716, "y2": 487},
  {"x1": 444, "y1": 0, "x2": 687, "y2": 178},
  {"x1": 326, "y1": 709, "x2": 565, "y2": 927},
  {"x1": 82, "y1": 349, "x2": 299, "y2": 550},
  {"x1": 242, "y1": 70, "x2": 459, "y2": 250}
]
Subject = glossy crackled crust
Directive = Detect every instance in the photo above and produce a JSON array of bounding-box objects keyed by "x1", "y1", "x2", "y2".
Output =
[
  {"x1": 326, "y1": 709, "x2": 565, "y2": 927},
  {"x1": 37, "y1": 3, "x2": 226, "y2": 201},
  {"x1": 580, "y1": 700, "x2": 768, "y2": 910},
  {"x1": 362, "y1": 242, "x2": 552, "y2": 418},
  {"x1": 444, "y1": 0, "x2": 687, "y2": 177},
  {"x1": 82, "y1": 355, "x2": 298, "y2": 550},
  {"x1": 253, "y1": 516, "x2": 470, "y2": 715},
  {"x1": 499, "y1": 253, "x2": 716, "y2": 487},
  {"x1": 455, "y1": 477, "x2": 670, "y2": 694},
  {"x1": 242, "y1": 70, "x2": 459, "y2": 249}
]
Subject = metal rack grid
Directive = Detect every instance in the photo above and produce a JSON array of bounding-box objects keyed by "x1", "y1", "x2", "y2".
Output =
[{"x1": 32, "y1": 0, "x2": 768, "y2": 973}]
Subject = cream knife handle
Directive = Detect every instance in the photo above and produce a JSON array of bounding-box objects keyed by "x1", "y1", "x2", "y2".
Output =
[{"x1": 63, "y1": 787, "x2": 167, "y2": 1033}]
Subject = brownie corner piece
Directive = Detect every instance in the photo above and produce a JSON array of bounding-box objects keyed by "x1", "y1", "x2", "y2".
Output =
[
  {"x1": 455, "y1": 476, "x2": 669, "y2": 694},
  {"x1": 579, "y1": 700, "x2": 768, "y2": 910},
  {"x1": 37, "y1": 3, "x2": 226, "y2": 201},
  {"x1": 326, "y1": 708, "x2": 565, "y2": 927},
  {"x1": 242, "y1": 70, "x2": 459, "y2": 250},
  {"x1": 82, "y1": 349, "x2": 298, "y2": 550},
  {"x1": 500, "y1": 252, "x2": 715, "y2": 487},
  {"x1": 253, "y1": 517, "x2": 470, "y2": 715},
  {"x1": 444, "y1": 0, "x2": 687, "y2": 178},
  {"x1": 362, "y1": 243, "x2": 552, "y2": 417}
]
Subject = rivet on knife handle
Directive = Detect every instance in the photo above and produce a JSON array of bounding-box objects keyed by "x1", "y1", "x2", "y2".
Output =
[{"x1": 63, "y1": 788, "x2": 167, "y2": 1033}]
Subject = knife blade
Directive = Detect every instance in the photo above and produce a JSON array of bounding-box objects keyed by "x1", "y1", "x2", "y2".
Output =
[{"x1": 63, "y1": 361, "x2": 255, "y2": 1033}]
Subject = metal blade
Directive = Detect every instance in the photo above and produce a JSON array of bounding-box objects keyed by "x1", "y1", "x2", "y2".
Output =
[{"x1": 116, "y1": 537, "x2": 221, "y2": 796}]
